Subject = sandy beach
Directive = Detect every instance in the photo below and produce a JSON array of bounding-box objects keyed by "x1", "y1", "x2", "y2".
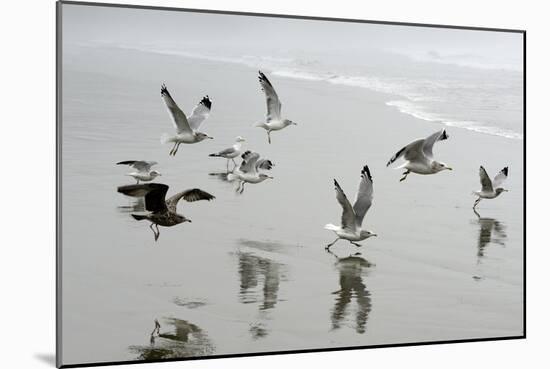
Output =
[{"x1": 60, "y1": 45, "x2": 524, "y2": 365}]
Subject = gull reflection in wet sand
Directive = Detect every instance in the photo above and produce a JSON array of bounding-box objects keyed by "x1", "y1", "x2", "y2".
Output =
[
  {"x1": 129, "y1": 318, "x2": 214, "y2": 360},
  {"x1": 473, "y1": 209, "x2": 507, "y2": 260},
  {"x1": 237, "y1": 239, "x2": 287, "y2": 339},
  {"x1": 328, "y1": 251, "x2": 373, "y2": 334}
]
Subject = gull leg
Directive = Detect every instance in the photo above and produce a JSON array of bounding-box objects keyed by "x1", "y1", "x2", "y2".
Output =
[
  {"x1": 350, "y1": 241, "x2": 362, "y2": 247},
  {"x1": 325, "y1": 238, "x2": 340, "y2": 251},
  {"x1": 136, "y1": 179, "x2": 140, "y2": 184},
  {"x1": 473, "y1": 198, "x2": 481, "y2": 209},
  {"x1": 169, "y1": 142, "x2": 177, "y2": 156},
  {"x1": 154, "y1": 224, "x2": 160, "y2": 242},
  {"x1": 399, "y1": 170, "x2": 410, "y2": 182},
  {"x1": 240, "y1": 182, "x2": 246, "y2": 194},
  {"x1": 173, "y1": 142, "x2": 181, "y2": 156},
  {"x1": 267, "y1": 131, "x2": 272, "y2": 144},
  {"x1": 226, "y1": 159, "x2": 229, "y2": 172},
  {"x1": 149, "y1": 223, "x2": 157, "y2": 240}
]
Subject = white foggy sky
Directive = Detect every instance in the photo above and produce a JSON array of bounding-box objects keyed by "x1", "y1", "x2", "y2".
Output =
[{"x1": 61, "y1": 3, "x2": 523, "y2": 69}]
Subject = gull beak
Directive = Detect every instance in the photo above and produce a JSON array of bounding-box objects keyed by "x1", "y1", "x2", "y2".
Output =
[
  {"x1": 268, "y1": 176, "x2": 274, "y2": 179},
  {"x1": 292, "y1": 122, "x2": 298, "y2": 125},
  {"x1": 447, "y1": 167, "x2": 453, "y2": 171},
  {"x1": 208, "y1": 136, "x2": 214, "y2": 139},
  {"x1": 372, "y1": 233, "x2": 378, "y2": 237},
  {"x1": 186, "y1": 219, "x2": 192, "y2": 223}
]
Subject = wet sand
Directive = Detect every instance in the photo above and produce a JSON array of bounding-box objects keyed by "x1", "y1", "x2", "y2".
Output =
[{"x1": 60, "y1": 46, "x2": 524, "y2": 365}]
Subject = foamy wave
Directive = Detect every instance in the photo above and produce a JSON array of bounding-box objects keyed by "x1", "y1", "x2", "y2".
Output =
[
  {"x1": 386, "y1": 100, "x2": 523, "y2": 140},
  {"x1": 114, "y1": 45, "x2": 522, "y2": 141}
]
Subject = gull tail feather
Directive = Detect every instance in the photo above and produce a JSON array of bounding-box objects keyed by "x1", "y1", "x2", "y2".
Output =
[
  {"x1": 161, "y1": 133, "x2": 174, "y2": 144},
  {"x1": 324, "y1": 224, "x2": 340, "y2": 231},
  {"x1": 254, "y1": 122, "x2": 268, "y2": 129}
]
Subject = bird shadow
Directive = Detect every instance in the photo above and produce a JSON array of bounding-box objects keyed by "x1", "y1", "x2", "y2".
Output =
[{"x1": 34, "y1": 353, "x2": 56, "y2": 366}]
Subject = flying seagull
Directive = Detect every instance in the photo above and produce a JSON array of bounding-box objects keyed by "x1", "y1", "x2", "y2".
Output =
[
  {"x1": 325, "y1": 165, "x2": 377, "y2": 250},
  {"x1": 386, "y1": 129, "x2": 452, "y2": 181},
  {"x1": 227, "y1": 150, "x2": 274, "y2": 194},
  {"x1": 255, "y1": 71, "x2": 297, "y2": 144},
  {"x1": 473, "y1": 166, "x2": 509, "y2": 209},
  {"x1": 208, "y1": 136, "x2": 246, "y2": 171},
  {"x1": 116, "y1": 160, "x2": 160, "y2": 184},
  {"x1": 117, "y1": 183, "x2": 215, "y2": 241},
  {"x1": 160, "y1": 84, "x2": 213, "y2": 156}
]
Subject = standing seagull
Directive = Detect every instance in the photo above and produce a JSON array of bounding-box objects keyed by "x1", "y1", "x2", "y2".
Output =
[
  {"x1": 160, "y1": 84, "x2": 213, "y2": 156},
  {"x1": 227, "y1": 150, "x2": 274, "y2": 194},
  {"x1": 255, "y1": 71, "x2": 297, "y2": 144},
  {"x1": 473, "y1": 166, "x2": 509, "y2": 209},
  {"x1": 117, "y1": 183, "x2": 215, "y2": 241},
  {"x1": 208, "y1": 136, "x2": 246, "y2": 171},
  {"x1": 325, "y1": 165, "x2": 377, "y2": 250},
  {"x1": 116, "y1": 160, "x2": 161, "y2": 184},
  {"x1": 386, "y1": 129, "x2": 452, "y2": 182}
]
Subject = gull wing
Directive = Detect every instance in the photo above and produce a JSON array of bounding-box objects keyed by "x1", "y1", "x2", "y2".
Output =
[
  {"x1": 213, "y1": 147, "x2": 237, "y2": 156},
  {"x1": 166, "y1": 189, "x2": 215, "y2": 212},
  {"x1": 386, "y1": 139, "x2": 425, "y2": 166},
  {"x1": 422, "y1": 129, "x2": 449, "y2": 158},
  {"x1": 255, "y1": 158, "x2": 274, "y2": 171},
  {"x1": 492, "y1": 166, "x2": 509, "y2": 188},
  {"x1": 117, "y1": 183, "x2": 169, "y2": 213},
  {"x1": 479, "y1": 166, "x2": 494, "y2": 193},
  {"x1": 258, "y1": 71, "x2": 282, "y2": 121},
  {"x1": 334, "y1": 179, "x2": 356, "y2": 232},
  {"x1": 161, "y1": 84, "x2": 193, "y2": 134},
  {"x1": 116, "y1": 160, "x2": 157, "y2": 173},
  {"x1": 239, "y1": 151, "x2": 260, "y2": 174},
  {"x1": 187, "y1": 96, "x2": 212, "y2": 131},
  {"x1": 386, "y1": 129, "x2": 448, "y2": 166},
  {"x1": 353, "y1": 165, "x2": 374, "y2": 228}
]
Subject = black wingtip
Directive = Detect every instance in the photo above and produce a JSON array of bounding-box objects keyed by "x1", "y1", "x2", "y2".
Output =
[
  {"x1": 200, "y1": 95, "x2": 212, "y2": 109},
  {"x1": 502, "y1": 166, "x2": 509, "y2": 176},
  {"x1": 361, "y1": 165, "x2": 373, "y2": 182},
  {"x1": 160, "y1": 84, "x2": 169, "y2": 97},
  {"x1": 441, "y1": 129, "x2": 449, "y2": 140},
  {"x1": 333, "y1": 179, "x2": 341, "y2": 189}
]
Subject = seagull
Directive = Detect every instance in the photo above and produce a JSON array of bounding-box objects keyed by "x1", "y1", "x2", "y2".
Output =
[
  {"x1": 386, "y1": 129, "x2": 452, "y2": 181},
  {"x1": 227, "y1": 150, "x2": 274, "y2": 194},
  {"x1": 116, "y1": 160, "x2": 161, "y2": 184},
  {"x1": 117, "y1": 183, "x2": 215, "y2": 241},
  {"x1": 208, "y1": 136, "x2": 246, "y2": 171},
  {"x1": 325, "y1": 165, "x2": 377, "y2": 250},
  {"x1": 160, "y1": 84, "x2": 213, "y2": 156},
  {"x1": 473, "y1": 166, "x2": 509, "y2": 209},
  {"x1": 255, "y1": 71, "x2": 297, "y2": 144}
]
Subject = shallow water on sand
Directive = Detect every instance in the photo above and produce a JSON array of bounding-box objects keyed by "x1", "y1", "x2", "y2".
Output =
[{"x1": 60, "y1": 47, "x2": 523, "y2": 365}]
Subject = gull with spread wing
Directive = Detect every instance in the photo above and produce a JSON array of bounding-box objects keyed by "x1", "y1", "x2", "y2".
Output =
[
  {"x1": 117, "y1": 183, "x2": 215, "y2": 241},
  {"x1": 227, "y1": 150, "x2": 274, "y2": 194},
  {"x1": 160, "y1": 84, "x2": 213, "y2": 156},
  {"x1": 473, "y1": 166, "x2": 509, "y2": 209},
  {"x1": 386, "y1": 129, "x2": 452, "y2": 182},
  {"x1": 255, "y1": 71, "x2": 297, "y2": 144},
  {"x1": 325, "y1": 165, "x2": 377, "y2": 250},
  {"x1": 116, "y1": 160, "x2": 161, "y2": 184}
]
